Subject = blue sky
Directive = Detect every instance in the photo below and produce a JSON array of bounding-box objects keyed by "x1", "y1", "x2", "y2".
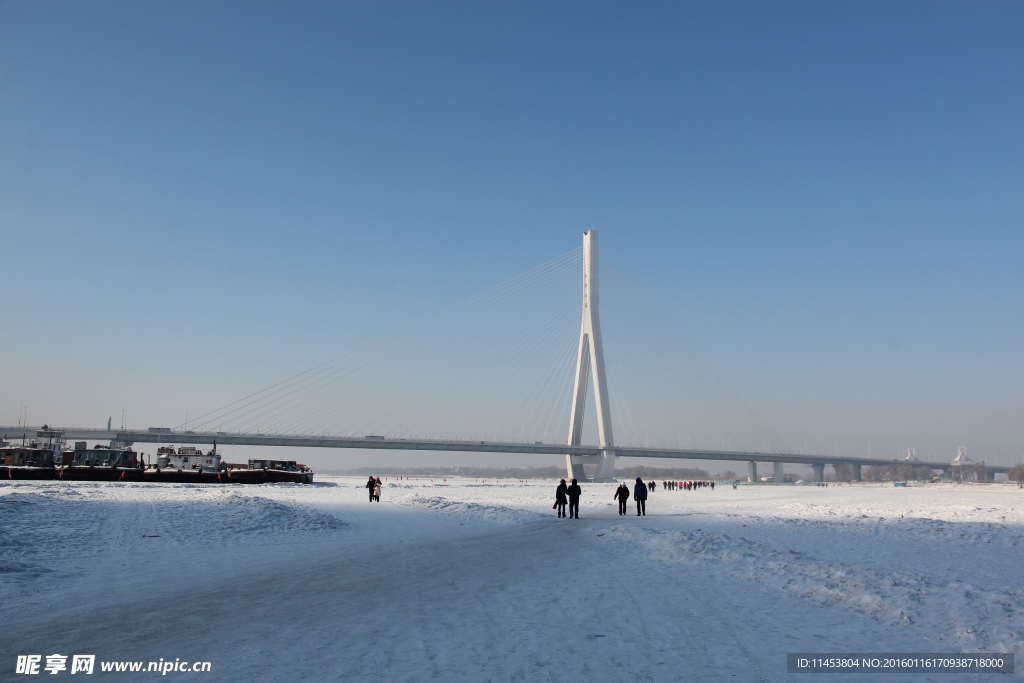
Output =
[{"x1": 2, "y1": 1, "x2": 1022, "y2": 471}]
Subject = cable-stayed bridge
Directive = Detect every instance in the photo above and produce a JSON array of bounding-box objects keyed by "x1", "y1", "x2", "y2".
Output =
[
  {"x1": 3, "y1": 232, "x2": 1002, "y2": 482},
  {"x1": 6, "y1": 427, "x2": 995, "y2": 482}
]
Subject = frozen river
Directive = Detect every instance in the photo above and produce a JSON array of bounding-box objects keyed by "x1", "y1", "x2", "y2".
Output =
[{"x1": 1, "y1": 477, "x2": 1021, "y2": 681}]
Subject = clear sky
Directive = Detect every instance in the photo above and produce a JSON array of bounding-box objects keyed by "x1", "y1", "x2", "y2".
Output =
[{"x1": 2, "y1": 1, "x2": 1022, "y2": 472}]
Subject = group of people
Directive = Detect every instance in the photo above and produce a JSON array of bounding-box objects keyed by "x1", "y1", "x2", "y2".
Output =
[
  {"x1": 662, "y1": 480, "x2": 714, "y2": 491},
  {"x1": 556, "y1": 477, "x2": 652, "y2": 517},
  {"x1": 614, "y1": 478, "x2": 650, "y2": 515},
  {"x1": 554, "y1": 478, "x2": 583, "y2": 517},
  {"x1": 553, "y1": 477, "x2": 720, "y2": 517},
  {"x1": 365, "y1": 476, "x2": 382, "y2": 502}
]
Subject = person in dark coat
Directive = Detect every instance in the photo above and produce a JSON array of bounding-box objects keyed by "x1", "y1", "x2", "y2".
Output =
[
  {"x1": 613, "y1": 482, "x2": 630, "y2": 515},
  {"x1": 634, "y1": 477, "x2": 648, "y2": 516},
  {"x1": 567, "y1": 478, "x2": 582, "y2": 518},
  {"x1": 366, "y1": 475, "x2": 376, "y2": 502},
  {"x1": 555, "y1": 479, "x2": 568, "y2": 517}
]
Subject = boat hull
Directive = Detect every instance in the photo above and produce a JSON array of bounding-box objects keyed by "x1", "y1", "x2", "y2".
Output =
[{"x1": 0, "y1": 466, "x2": 313, "y2": 484}]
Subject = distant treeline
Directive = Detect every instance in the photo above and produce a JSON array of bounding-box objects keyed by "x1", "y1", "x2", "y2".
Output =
[
  {"x1": 345, "y1": 465, "x2": 565, "y2": 478},
  {"x1": 344, "y1": 464, "x2": 728, "y2": 479},
  {"x1": 615, "y1": 466, "x2": 714, "y2": 480}
]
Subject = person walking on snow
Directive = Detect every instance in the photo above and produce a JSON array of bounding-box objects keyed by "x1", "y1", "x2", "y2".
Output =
[
  {"x1": 634, "y1": 477, "x2": 648, "y2": 516},
  {"x1": 366, "y1": 475, "x2": 377, "y2": 502},
  {"x1": 614, "y1": 482, "x2": 630, "y2": 515},
  {"x1": 567, "y1": 478, "x2": 582, "y2": 518},
  {"x1": 373, "y1": 477, "x2": 382, "y2": 502},
  {"x1": 555, "y1": 479, "x2": 569, "y2": 517}
]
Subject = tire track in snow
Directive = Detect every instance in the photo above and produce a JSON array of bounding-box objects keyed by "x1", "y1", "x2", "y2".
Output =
[
  {"x1": 652, "y1": 566, "x2": 772, "y2": 683},
  {"x1": 552, "y1": 517, "x2": 755, "y2": 682},
  {"x1": 609, "y1": 577, "x2": 654, "y2": 683}
]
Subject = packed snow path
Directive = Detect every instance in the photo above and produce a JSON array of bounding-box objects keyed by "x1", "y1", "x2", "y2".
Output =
[{"x1": 1, "y1": 478, "x2": 1021, "y2": 681}]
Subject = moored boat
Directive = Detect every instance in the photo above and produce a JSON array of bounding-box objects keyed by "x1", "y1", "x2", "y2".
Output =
[{"x1": 1, "y1": 435, "x2": 313, "y2": 484}]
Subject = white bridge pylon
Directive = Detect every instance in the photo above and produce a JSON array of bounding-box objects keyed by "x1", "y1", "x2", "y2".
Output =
[{"x1": 566, "y1": 230, "x2": 616, "y2": 482}]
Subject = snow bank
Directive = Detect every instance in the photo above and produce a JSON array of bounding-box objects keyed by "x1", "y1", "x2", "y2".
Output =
[
  {"x1": 607, "y1": 518, "x2": 1024, "y2": 656},
  {"x1": 0, "y1": 481, "x2": 348, "y2": 609},
  {"x1": 393, "y1": 493, "x2": 549, "y2": 525},
  {"x1": 163, "y1": 490, "x2": 346, "y2": 537}
]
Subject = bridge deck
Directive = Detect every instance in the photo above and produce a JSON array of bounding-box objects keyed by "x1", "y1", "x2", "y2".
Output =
[{"x1": 0, "y1": 427, "x2": 1003, "y2": 473}]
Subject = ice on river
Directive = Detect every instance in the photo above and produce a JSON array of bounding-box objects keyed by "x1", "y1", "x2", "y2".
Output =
[{"x1": 1, "y1": 477, "x2": 1021, "y2": 681}]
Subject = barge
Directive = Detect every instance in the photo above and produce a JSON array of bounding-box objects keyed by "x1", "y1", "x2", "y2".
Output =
[{"x1": 1, "y1": 432, "x2": 313, "y2": 484}]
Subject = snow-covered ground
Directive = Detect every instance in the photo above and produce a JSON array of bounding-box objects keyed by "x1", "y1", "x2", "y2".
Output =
[{"x1": 1, "y1": 476, "x2": 1021, "y2": 681}]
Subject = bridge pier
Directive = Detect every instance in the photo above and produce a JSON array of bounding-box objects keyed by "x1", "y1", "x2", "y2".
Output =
[
  {"x1": 748, "y1": 461, "x2": 757, "y2": 483},
  {"x1": 596, "y1": 448, "x2": 616, "y2": 482},
  {"x1": 566, "y1": 454, "x2": 587, "y2": 481},
  {"x1": 852, "y1": 463, "x2": 862, "y2": 482},
  {"x1": 773, "y1": 461, "x2": 784, "y2": 484},
  {"x1": 812, "y1": 463, "x2": 825, "y2": 482},
  {"x1": 566, "y1": 449, "x2": 617, "y2": 483}
]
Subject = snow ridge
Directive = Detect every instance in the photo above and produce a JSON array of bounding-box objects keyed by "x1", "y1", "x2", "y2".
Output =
[
  {"x1": 609, "y1": 524, "x2": 1024, "y2": 656},
  {"x1": 393, "y1": 494, "x2": 548, "y2": 526}
]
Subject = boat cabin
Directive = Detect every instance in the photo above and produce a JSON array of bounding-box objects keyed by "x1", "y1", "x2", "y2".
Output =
[
  {"x1": 0, "y1": 445, "x2": 57, "y2": 467},
  {"x1": 248, "y1": 459, "x2": 300, "y2": 472},
  {"x1": 156, "y1": 445, "x2": 222, "y2": 472},
  {"x1": 71, "y1": 443, "x2": 138, "y2": 467},
  {"x1": 0, "y1": 428, "x2": 67, "y2": 467}
]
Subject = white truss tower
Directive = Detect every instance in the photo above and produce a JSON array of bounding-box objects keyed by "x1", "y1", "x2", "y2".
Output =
[{"x1": 566, "y1": 230, "x2": 616, "y2": 482}]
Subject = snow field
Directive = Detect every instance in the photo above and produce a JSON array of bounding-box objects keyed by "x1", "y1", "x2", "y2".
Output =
[{"x1": 1, "y1": 477, "x2": 1021, "y2": 681}]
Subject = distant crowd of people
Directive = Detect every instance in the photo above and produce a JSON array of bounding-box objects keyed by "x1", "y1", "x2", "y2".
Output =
[{"x1": 662, "y1": 480, "x2": 714, "y2": 491}]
